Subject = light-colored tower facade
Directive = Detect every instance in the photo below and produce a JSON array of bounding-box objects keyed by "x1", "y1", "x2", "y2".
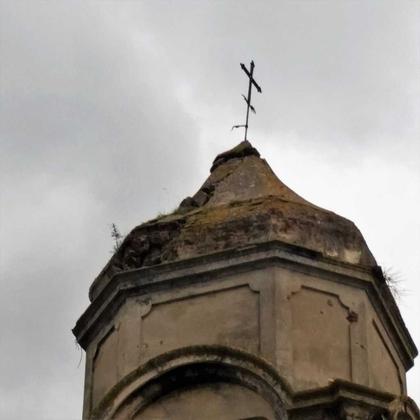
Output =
[{"x1": 73, "y1": 141, "x2": 419, "y2": 419}]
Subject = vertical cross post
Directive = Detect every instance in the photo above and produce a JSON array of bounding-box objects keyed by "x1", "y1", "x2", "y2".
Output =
[
  {"x1": 232, "y1": 60, "x2": 262, "y2": 141},
  {"x1": 244, "y1": 61, "x2": 255, "y2": 141}
]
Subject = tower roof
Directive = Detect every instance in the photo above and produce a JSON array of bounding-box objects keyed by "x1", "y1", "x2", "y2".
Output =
[{"x1": 92, "y1": 141, "x2": 376, "y2": 299}]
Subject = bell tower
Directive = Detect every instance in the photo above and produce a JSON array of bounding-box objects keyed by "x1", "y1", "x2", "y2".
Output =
[{"x1": 73, "y1": 141, "x2": 419, "y2": 419}]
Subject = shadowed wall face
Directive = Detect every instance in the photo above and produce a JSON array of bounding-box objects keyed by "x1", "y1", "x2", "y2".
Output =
[{"x1": 133, "y1": 383, "x2": 274, "y2": 420}]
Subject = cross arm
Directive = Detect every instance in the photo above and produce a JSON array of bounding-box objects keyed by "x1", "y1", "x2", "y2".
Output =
[
  {"x1": 242, "y1": 94, "x2": 256, "y2": 113},
  {"x1": 240, "y1": 63, "x2": 262, "y2": 93}
]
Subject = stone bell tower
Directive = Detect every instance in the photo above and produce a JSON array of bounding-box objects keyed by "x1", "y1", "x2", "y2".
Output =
[{"x1": 73, "y1": 141, "x2": 419, "y2": 419}]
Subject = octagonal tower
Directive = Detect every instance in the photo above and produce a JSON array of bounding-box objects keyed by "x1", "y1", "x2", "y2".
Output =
[{"x1": 73, "y1": 141, "x2": 419, "y2": 419}]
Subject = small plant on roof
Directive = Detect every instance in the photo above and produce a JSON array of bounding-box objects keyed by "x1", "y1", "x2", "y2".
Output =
[
  {"x1": 382, "y1": 266, "x2": 407, "y2": 303},
  {"x1": 110, "y1": 223, "x2": 124, "y2": 253}
]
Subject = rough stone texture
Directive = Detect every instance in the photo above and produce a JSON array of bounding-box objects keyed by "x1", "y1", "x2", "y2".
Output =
[
  {"x1": 74, "y1": 141, "x2": 419, "y2": 419},
  {"x1": 90, "y1": 141, "x2": 375, "y2": 301}
]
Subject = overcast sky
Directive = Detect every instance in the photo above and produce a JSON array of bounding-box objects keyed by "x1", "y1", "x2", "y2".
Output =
[{"x1": 1, "y1": 1, "x2": 419, "y2": 418}]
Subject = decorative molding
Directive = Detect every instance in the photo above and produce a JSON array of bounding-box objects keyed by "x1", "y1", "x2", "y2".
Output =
[
  {"x1": 88, "y1": 346, "x2": 420, "y2": 420},
  {"x1": 288, "y1": 284, "x2": 352, "y2": 313},
  {"x1": 73, "y1": 242, "x2": 417, "y2": 374},
  {"x1": 249, "y1": 271, "x2": 276, "y2": 362},
  {"x1": 287, "y1": 284, "x2": 368, "y2": 385},
  {"x1": 92, "y1": 345, "x2": 292, "y2": 420},
  {"x1": 137, "y1": 298, "x2": 152, "y2": 318},
  {"x1": 249, "y1": 276, "x2": 264, "y2": 292}
]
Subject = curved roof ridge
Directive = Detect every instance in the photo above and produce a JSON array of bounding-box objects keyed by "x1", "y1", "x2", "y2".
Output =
[{"x1": 92, "y1": 140, "x2": 377, "y2": 298}]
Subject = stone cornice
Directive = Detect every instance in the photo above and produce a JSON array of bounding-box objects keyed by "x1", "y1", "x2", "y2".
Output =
[
  {"x1": 290, "y1": 379, "x2": 420, "y2": 419},
  {"x1": 72, "y1": 240, "x2": 417, "y2": 369}
]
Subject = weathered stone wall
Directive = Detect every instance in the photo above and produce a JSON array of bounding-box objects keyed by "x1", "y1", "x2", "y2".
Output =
[
  {"x1": 83, "y1": 258, "x2": 409, "y2": 417},
  {"x1": 272, "y1": 266, "x2": 406, "y2": 395},
  {"x1": 74, "y1": 142, "x2": 418, "y2": 419}
]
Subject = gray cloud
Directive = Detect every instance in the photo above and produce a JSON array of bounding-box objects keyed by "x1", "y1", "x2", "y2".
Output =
[{"x1": 1, "y1": 1, "x2": 419, "y2": 418}]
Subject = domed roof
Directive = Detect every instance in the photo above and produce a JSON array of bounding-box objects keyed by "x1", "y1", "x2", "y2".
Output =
[{"x1": 93, "y1": 141, "x2": 376, "y2": 297}]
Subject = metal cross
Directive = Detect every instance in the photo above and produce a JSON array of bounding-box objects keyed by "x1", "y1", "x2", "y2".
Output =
[{"x1": 232, "y1": 60, "x2": 262, "y2": 141}]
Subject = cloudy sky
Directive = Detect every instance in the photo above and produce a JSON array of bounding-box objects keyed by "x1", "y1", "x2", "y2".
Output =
[{"x1": 1, "y1": 1, "x2": 419, "y2": 418}]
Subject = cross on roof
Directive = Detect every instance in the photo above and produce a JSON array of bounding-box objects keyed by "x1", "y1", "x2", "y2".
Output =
[{"x1": 232, "y1": 60, "x2": 262, "y2": 141}]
